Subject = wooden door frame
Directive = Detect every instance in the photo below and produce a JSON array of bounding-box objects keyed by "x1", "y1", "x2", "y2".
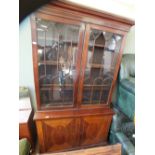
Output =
[
  {"x1": 77, "y1": 23, "x2": 128, "y2": 109},
  {"x1": 31, "y1": 13, "x2": 85, "y2": 110}
]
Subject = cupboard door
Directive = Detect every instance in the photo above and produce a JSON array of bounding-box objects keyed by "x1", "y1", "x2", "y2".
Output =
[
  {"x1": 39, "y1": 118, "x2": 79, "y2": 153},
  {"x1": 80, "y1": 115, "x2": 112, "y2": 146},
  {"x1": 32, "y1": 15, "x2": 84, "y2": 109},
  {"x1": 79, "y1": 24, "x2": 124, "y2": 106}
]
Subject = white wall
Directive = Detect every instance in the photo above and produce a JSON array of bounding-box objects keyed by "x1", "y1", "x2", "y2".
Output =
[
  {"x1": 123, "y1": 26, "x2": 135, "y2": 54},
  {"x1": 67, "y1": 0, "x2": 135, "y2": 20},
  {"x1": 112, "y1": 25, "x2": 135, "y2": 103},
  {"x1": 19, "y1": 16, "x2": 37, "y2": 110}
]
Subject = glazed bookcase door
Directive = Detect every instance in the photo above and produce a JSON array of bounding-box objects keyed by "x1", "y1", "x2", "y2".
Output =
[
  {"x1": 32, "y1": 15, "x2": 84, "y2": 109},
  {"x1": 80, "y1": 24, "x2": 123, "y2": 106}
]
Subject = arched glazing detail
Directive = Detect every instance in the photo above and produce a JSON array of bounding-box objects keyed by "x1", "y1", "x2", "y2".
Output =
[
  {"x1": 36, "y1": 17, "x2": 81, "y2": 106},
  {"x1": 82, "y1": 29, "x2": 122, "y2": 105}
]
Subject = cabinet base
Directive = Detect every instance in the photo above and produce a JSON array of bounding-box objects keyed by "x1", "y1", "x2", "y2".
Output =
[{"x1": 34, "y1": 108, "x2": 114, "y2": 153}]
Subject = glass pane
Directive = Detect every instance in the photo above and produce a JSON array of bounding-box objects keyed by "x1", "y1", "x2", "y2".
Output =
[
  {"x1": 82, "y1": 29, "x2": 123, "y2": 105},
  {"x1": 36, "y1": 17, "x2": 80, "y2": 107},
  {"x1": 40, "y1": 87, "x2": 73, "y2": 106},
  {"x1": 82, "y1": 86, "x2": 110, "y2": 104}
]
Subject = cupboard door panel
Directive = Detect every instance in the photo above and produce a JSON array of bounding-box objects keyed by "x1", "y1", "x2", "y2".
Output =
[
  {"x1": 80, "y1": 115, "x2": 112, "y2": 146},
  {"x1": 41, "y1": 118, "x2": 79, "y2": 152}
]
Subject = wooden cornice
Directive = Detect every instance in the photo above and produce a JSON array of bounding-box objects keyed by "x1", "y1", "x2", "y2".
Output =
[{"x1": 49, "y1": 0, "x2": 135, "y2": 26}]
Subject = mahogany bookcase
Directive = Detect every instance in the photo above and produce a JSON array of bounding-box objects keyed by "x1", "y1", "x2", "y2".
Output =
[{"x1": 31, "y1": 0, "x2": 134, "y2": 153}]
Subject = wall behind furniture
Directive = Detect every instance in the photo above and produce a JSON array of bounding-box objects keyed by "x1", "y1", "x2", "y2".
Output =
[
  {"x1": 19, "y1": 16, "x2": 134, "y2": 110},
  {"x1": 112, "y1": 25, "x2": 135, "y2": 104},
  {"x1": 123, "y1": 25, "x2": 135, "y2": 54},
  {"x1": 19, "y1": 16, "x2": 37, "y2": 110},
  {"x1": 67, "y1": 0, "x2": 135, "y2": 20}
]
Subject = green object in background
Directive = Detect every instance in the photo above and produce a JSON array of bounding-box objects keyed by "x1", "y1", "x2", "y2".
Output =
[
  {"x1": 19, "y1": 138, "x2": 31, "y2": 155},
  {"x1": 109, "y1": 54, "x2": 135, "y2": 155},
  {"x1": 118, "y1": 81, "x2": 135, "y2": 120},
  {"x1": 19, "y1": 87, "x2": 29, "y2": 99},
  {"x1": 117, "y1": 54, "x2": 135, "y2": 121}
]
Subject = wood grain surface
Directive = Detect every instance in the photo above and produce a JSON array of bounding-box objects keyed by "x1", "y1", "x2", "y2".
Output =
[{"x1": 42, "y1": 144, "x2": 121, "y2": 155}]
